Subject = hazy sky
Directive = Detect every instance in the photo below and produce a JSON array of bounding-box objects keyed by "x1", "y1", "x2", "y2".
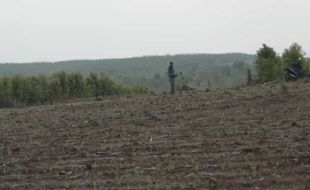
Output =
[{"x1": 1, "y1": 0, "x2": 310, "y2": 62}]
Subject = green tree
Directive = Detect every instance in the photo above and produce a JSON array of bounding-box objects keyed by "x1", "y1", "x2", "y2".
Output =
[
  {"x1": 37, "y1": 75, "x2": 50, "y2": 104},
  {"x1": 282, "y1": 42, "x2": 308, "y2": 71},
  {"x1": 11, "y1": 75, "x2": 23, "y2": 104},
  {"x1": 98, "y1": 74, "x2": 115, "y2": 96},
  {"x1": 21, "y1": 77, "x2": 40, "y2": 105},
  {"x1": 256, "y1": 44, "x2": 281, "y2": 82},
  {"x1": 0, "y1": 77, "x2": 12, "y2": 107},
  {"x1": 48, "y1": 78, "x2": 62, "y2": 104},
  {"x1": 53, "y1": 71, "x2": 69, "y2": 98},
  {"x1": 68, "y1": 72, "x2": 84, "y2": 98},
  {"x1": 86, "y1": 73, "x2": 100, "y2": 97}
]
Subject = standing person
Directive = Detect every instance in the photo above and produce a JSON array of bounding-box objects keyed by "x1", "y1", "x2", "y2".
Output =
[{"x1": 168, "y1": 61, "x2": 177, "y2": 95}]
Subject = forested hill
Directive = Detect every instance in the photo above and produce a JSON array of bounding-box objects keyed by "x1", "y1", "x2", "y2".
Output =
[{"x1": 0, "y1": 53, "x2": 255, "y2": 92}]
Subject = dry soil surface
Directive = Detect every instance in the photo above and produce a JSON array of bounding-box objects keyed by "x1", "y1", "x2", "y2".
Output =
[{"x1": 1, "y1": 82, "x2": 310, "y2": 190}]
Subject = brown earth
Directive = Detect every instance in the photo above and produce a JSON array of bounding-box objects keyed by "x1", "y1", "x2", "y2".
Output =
[{"x1": 1, "y1": 81, "x2": 310, "y2": 190}]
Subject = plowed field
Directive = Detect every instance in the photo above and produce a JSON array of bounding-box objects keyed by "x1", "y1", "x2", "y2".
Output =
[{"x1": 1, "y1": 82, "x2": 310, "y2": 190}]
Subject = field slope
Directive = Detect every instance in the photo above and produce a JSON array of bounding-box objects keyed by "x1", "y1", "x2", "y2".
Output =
[{"x1": 1, "y1": 81, "x2": 310, "y2": 189}]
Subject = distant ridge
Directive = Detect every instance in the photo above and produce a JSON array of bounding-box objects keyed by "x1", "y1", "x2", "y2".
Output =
[{"x1": 1, "y1": 53, "x2": 254, "y2": 65}]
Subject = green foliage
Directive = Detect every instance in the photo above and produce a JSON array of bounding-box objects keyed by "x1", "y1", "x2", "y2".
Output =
[
  {"x1": 0, "y1": 72, "x2": 147, "y2": 108},
  {"x1": 37, "y1": 75, "x2": 50, "y2": 103},
  {"x1": 11, "y1": 75, "x2": 23, "y2": 103},
  {"x1": 282, "y1": 43, "x2": 305, "y2": 66},
  {"x1": 86, "y1": 73, "x2": 100, "y2": 97},
  {"x1": 53, "y1": 71, "x2": 69, "y2": 97},
  {"x1": 48, "y1": 78, "x2": 62, "y2": 103},
  {"x1": 0, "y1": 77, "x2": 12, "y2": 107},
  {"x1": 256, "y1": 44, "x2": 278, "y2": 60},
  {"x1": 67, "y1": 72, "x2": 85, "y2": 98},
  {"x1": 282, "y1": 43, "x2": 308, "y2": 71},
  {"x1": 255, "y1": 44, "x2": 281, "y2": 82}
]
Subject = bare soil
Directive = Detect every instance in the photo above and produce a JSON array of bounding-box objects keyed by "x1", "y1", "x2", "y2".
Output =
[{"x1": 1, "y1": 81, "x2": 310, "y2": 190}]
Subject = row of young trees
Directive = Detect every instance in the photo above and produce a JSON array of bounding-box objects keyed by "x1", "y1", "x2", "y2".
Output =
[
  {"x1": 0, "y1": 72, "x2": 147, "y2": 108},
  {"x1": 256, "y1": 43, "x2": 309, "y2": 82}
]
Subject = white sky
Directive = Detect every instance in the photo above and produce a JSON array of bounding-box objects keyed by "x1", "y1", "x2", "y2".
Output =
[{"x1": 1, "y1": 0, "x2": 310, "y2": 62}]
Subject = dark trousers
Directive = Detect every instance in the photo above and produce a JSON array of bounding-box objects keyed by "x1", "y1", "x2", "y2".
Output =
[{"x1": 170, "y1": 79, "x2": 175, "y2": 95}]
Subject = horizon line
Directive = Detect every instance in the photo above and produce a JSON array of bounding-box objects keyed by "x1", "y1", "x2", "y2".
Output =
[{"x1": 0, "y1": 52, "x2": 254, "y2": 64}]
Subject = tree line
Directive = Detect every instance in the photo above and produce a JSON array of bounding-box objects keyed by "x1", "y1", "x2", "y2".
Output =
[
  {"x1": 0, "y1": 72, "x2": 147, "y2": 108},
  {"x1": 256, "y1": 43, "x2": 309, "y2": 82}
]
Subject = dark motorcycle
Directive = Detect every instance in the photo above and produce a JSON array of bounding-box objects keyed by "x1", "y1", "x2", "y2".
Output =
[{"x1": 284, "y1": 63, "x2": 304, "y2": 81}]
